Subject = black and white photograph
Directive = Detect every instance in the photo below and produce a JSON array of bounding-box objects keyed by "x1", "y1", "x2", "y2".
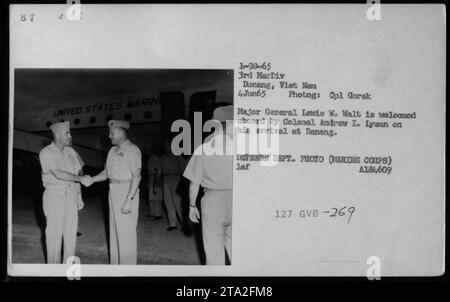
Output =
[
  {"x1": 12, "y1": 68, "x2": 234, "y2": 266},
  {"x1": 5, "y1": 3, "x2": 446, "y2": 280}
]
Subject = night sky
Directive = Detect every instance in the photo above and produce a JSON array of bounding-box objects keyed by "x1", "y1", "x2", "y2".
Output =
[{"x1": 14, "y1": 69, "x2": 233, "y2": 113}]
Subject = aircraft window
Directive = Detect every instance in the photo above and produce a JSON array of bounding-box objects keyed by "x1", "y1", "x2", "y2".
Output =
[
  {"x1": 89, "y1": 116, "x2": 96, "y2": 124},
  {"x1": 124, "y1": 113, "x2": 132, "y2": 121},
  {"x1": 144, "y1": 111, "x2": 152, "y2": 119},
  {"x1": 106, "y1": 115, "x2": 113, "y2": 122},
  {"x1": 46, "y1": 121, "x2": 51, "y2": 128},
  {"x1": 74, "y1": 118, "x2": 80, "y2": 125}
]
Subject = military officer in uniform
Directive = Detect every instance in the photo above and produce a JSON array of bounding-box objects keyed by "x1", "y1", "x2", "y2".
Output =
[
  {"x1": 161, "y1": 139, "x2": 186, "y2": 231},
  {"x1": 38, "y1": 121, "x2": 87, "y2": 264},
  {"x1": 89, "y1": 120, "x2": 142, "y2": 265},
  {"x1": 183, "y1": 105, "x2": 233, "y2": 265}
]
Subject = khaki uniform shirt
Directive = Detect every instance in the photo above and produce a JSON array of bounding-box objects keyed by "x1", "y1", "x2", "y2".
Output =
[
  {"x1": 39, "y1": 142, "x2": 84, "y2": 187},
  {"x1": 148, "y1": 155, "x2": 162, "y2": 176},
  {"x1": 106, "y1": 140, "x2": 142, "y2": 181},
  {"x1": 161, "y1": 153, "x2": 185, "y2": 175},
  {"x1": 183, "y1": 134, "x2": 233, "y2": 190}
]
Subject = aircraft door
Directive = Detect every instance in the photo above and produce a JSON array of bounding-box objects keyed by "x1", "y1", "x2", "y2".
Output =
[{"x1": 160, "y1": 91, "x2": 185, "y2": 141}]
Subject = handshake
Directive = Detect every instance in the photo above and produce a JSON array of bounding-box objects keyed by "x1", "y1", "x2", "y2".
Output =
[{"x1": 80, "y1": 175, "x2": 94, "y2": 187}]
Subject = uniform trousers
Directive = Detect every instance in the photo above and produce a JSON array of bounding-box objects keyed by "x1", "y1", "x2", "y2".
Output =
[
  {"x1": 148, "y1": 175, "x2": 163, "y2": 217},
  {"x1": 109, "y1": 182, "x2": 140, "y2": 265},
  {"x1": 42, "y1": 183, "x2": 78, "y2": 264},
  {"x1": 163, "y1": 175, "x2": 184, "y2": 228}
]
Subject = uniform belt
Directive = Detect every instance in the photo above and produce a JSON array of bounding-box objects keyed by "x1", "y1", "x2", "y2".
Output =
[
  {"x1": 109, "y1": 179, "x2": 132, "y2": 184},
  {"x1": 163, "y1": 173, "x2": 180, "y2": 176},
  {"x1": 44, "y1": 182, "x2": 75, "y2": 189}
]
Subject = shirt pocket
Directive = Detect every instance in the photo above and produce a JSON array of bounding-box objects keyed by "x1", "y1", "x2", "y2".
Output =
[
  {"x1": 115, "y1": 154, "x2": 127, "y2": 165},
  {"x1": 114, "y1": 154, "x2": 131, "y2": 175},
  {"x1": 67, "y1": 154, "x2": 78, "y2": 171}
]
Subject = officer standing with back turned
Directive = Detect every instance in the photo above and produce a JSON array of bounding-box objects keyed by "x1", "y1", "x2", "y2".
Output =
[{"x1": 183, "y1": 105, "x2": 233, "y2": 265}]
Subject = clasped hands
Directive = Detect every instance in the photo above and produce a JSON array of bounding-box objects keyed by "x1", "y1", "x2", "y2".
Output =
[{"x1": 80, "y1": 175, "x2": 94, "y2": 187}]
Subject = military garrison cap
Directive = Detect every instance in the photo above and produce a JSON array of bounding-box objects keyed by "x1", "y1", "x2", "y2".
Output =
[{"x1": 49, "y1": 121, "x2": 70, "y2": 134}]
